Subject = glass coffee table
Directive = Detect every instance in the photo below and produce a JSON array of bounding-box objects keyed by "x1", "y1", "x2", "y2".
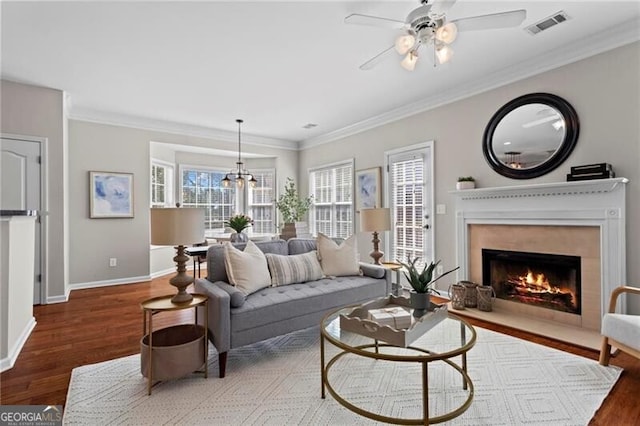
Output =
[{"x1": 320, "y1": 304, "x2": 476, "y2": 425}]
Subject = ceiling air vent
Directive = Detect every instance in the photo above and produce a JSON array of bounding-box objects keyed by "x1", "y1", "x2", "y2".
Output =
[
  {"x1": 302, "y1": 123, "x2": 318, "y2": 129},
  {"x1": 525, "y1": 11, "x2": 570, "y2": 35}
]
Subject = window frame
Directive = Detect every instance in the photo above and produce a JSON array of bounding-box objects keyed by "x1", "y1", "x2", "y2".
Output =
[
  {"x1": 150, "y1": 159, "x2": 174, "y2": 208},
  {"x1": 247, "y1": 168, "x2": 276, "y2": 234}
]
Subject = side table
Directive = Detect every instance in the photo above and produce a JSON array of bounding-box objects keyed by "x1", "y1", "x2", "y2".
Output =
[
  {"x1": 380, "y1": 261, "x2": 404, "y2": 296},
  {"x1": 140, "y1": 294, "x2": 208, "y2": 395}
]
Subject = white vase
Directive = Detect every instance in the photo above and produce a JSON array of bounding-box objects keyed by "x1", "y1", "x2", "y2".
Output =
[
  {"x1": 456, "y1": 181, "x2": 475, "y2": 190},
  {"x1": 229, "y1": 231, "x2": 248, "y2": 243}
]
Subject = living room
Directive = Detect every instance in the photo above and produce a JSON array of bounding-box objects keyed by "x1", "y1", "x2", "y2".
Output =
[{"x1": 1, "y1": 1, "x2": 639, "y2": 424}]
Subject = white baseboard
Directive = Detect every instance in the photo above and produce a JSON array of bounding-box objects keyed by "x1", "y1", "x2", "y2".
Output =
[
  {"x1": 68, "y1": 275, "x2": 152, "y2": 292},
  {"x1": 150, "y1": 268, "x2": 176, "y2": 279},
  {"x1": 46, "y1": 287, "x2": 71, "y2": 304},
  {"x1": 0, "y1": 317, "x2": 37, "y2": 372}
]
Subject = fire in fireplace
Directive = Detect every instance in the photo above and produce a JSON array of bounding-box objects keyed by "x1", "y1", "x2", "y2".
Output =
[{"x1": 482, "y1": 249, "x2": 581, "y2": 314}]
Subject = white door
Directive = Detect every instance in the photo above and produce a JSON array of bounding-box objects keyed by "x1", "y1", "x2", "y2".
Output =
[
  {"x1": 385, "y1": 142, "x2": 434, "y2": 270},
  {"x1": 1, "y1": 137, "x2": 43, "y2": 304}
]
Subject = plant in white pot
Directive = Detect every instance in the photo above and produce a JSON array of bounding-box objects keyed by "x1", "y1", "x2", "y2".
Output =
[
  {"x1": 276, "y1": 177, "x2": 313, "y2": 240},
  {"x1": 456, "y1": 176, "x2": 475, "y2": 190},
  {"x1": 397, "y1": 257, "x2": 460, "y2": 317}
]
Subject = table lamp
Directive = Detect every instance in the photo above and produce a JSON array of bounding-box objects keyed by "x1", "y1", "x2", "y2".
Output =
[
  {"x1": 360, "y1": 207, "x2": 391, "y2": 265},
  {"x1": 150, "y1": 206, "x2": 205, "y2": 303}
]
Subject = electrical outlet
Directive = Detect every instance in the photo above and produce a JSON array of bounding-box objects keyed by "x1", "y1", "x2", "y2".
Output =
[
  {"x1": 436, "y1": 264, "x2": 444, "y2": 276},
  {"x1": 109, "y1": 258, "x2": 117, "y2": 267},
  {"x1": 436, "y1": 204, "x2": 446, "y2": 215}
]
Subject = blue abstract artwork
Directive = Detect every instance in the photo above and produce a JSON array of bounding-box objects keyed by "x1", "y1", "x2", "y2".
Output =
[
  {"x1": 356, "y1": 167, "x2": 381, "y2": 210},
  {"x1": 90, "y1": 172, "x2": 133, "y2": 218}
]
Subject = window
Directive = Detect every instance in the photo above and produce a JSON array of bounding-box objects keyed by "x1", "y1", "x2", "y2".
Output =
[
  {"x1": 386, "y1": 142, "x2": 434, "y2": 269},
  {"x1": 247, "y1": 170, "x2": 275, "y2": 233},
  {"x1": 309, "y1": 160, "x2": 354, "y2": 238},
  {"x1": 180, "y1": 167, "x2": 236, "y2": 231},
  {"x1": 151, "y1": 161, "x2": 174, "y2": 207}
]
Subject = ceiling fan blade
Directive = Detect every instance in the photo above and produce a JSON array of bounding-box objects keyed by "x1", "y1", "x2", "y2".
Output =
[
  {"x1": 452, "y1": 9, "x2": 526, "y2": 32},
  {"x1": 359, "y1": 46, "x2": 396, "y2": 71},
  {"x1": 344, "y1": 13, "x2": 405, "y2": 29},
  {"x1": 430, "y1": 0, "x2": 458, "y2": 16}
]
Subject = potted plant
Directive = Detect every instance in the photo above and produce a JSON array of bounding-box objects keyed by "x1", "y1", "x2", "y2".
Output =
[
  {"x1": 456, "y1": 176, "x2": 475, "y2": 190},
  {"x1": 397, "y1": 257, "x2": 460, "y2": 317},
  {"x1": 276, "y1": 177, "x2": 313, "y2": 240},
  {"x1": 224, "y1": 213, "x2": 253, "y2": 242}
]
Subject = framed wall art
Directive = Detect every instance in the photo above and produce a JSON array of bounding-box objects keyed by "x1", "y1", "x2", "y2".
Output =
[
  {"x1": 355, "y1": 167, "x2": 381, "y2": 211},
  {"x1": 89, "y1": 171, "x2": 134, "y2": 218}
]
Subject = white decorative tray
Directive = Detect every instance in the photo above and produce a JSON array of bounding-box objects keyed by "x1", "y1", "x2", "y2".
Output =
[{"x1": 339, "y1": 295, "x2": 448, "y2": 348}]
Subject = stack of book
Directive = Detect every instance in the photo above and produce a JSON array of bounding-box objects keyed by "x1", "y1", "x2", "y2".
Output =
[
  {"x1": 368, "y1": 306, "x2": 412, "y2": 329},
  {"x1": 567, "y1": 163, "x2": 615, "y2": 181}
]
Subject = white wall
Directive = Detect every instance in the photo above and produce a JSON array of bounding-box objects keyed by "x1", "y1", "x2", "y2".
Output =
[
  {"x1": 298, "y1": 42, "x2": 640, "y2": 314},
  {"x1": 0, "y1": 80, "x2": 67, "y2": 303}
]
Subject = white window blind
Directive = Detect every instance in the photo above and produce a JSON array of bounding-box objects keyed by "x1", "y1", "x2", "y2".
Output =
[
  {"x1": 309, "y1": 161, "x2": 353, "y2": 238},
  {"x1": 247, "y1": 170, "x2": 275, "y2": 234}
]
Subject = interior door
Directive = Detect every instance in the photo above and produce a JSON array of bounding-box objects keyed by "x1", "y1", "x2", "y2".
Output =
[
  {"x1": 385, "y1": 142, "x2": 434, "y2": 274},
  {"x1": 1, "y1": 137, "x2": 42, "y2": 304}
]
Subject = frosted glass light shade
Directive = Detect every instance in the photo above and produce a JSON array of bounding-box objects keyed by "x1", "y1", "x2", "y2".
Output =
[
  {"x1": 400, "y1": 50, "x2": 418, "y2": 71},
  {"x1": 394, "y1": 34, "x2": 416, "y2": 55},
  {"x1": 436, "y1": 44, "x2": 454, "y2": 64},
  {"x1": 150, "y1": 207, "x2": 205, "y2": 246},
  {"x1": 360, "y1": 208, "x2": 391, "y2": 232},
  {"x1": 435, "y1": 23, "x2": 458, "y2": 44}
]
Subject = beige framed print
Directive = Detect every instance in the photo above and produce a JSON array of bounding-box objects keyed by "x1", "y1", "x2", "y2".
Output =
[
  {"x1": 355, "y1": 167, "x2": 381, "y2": 211},
  {"x1": 89, "y1": 171, "x2": 134, "y2": 218}
]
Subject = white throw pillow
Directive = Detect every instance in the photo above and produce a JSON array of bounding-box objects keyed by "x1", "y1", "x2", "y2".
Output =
[
  {"x1": 265, "y1": 251, "x2": 324, "y2": 286},
  {"x1": 223, "y1": 240, "x2": 271, "y2": 296},
  {"x1": 316, "y1": 233, "x2": 360, "y2": 276}
]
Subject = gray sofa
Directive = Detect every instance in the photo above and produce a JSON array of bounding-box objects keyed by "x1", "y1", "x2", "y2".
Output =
[{"x1": 194, "y1": 238, "x2": 391, "y2": 377}]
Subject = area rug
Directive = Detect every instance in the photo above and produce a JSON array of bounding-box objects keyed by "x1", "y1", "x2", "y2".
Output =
[{"x1": 64, "y1": 325, "x2": 621, "y2": 425}]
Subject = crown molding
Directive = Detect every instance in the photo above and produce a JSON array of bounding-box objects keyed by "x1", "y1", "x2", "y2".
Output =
[
  {"x1": 299, "y1": 18, "x2": 640, "y2": 150},
  {"x1": 68, "y1": 107, "x2": 299, "y2": 151}
]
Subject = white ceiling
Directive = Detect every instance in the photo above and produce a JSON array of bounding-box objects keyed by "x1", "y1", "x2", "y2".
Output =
[{"x1": 2, "y1": 1, "x2": 639, "y2": 150}]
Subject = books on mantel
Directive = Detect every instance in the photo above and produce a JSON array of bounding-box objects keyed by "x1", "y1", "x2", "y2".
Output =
[{"x1": 567, "y1": 163, "x2": 615, "y2": 181}]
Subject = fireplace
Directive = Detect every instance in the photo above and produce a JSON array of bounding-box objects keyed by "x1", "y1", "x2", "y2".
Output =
[{"x1": 483, "y1": 249, "x2": 581, "y2": 314}]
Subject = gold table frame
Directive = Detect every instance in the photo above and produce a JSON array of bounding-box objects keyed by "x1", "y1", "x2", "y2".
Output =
[{"x1": 320, "y1": 306, "x2": 476, "y2": 425}]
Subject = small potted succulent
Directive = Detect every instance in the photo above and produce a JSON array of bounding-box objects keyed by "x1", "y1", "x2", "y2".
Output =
[
  {"x1": 225, "y1": 213, "x2": 254, "y2": 242},
  {"x1": 397, "y1": 257, "x2": 460, "y2": 317},
  {"x1": 456, "y1": 176, "x2": 476, "y2": 190}
]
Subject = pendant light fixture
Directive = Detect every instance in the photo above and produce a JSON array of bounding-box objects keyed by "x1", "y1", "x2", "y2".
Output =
[{"x1": 222, "y1": 119, "x2": 257, "y2": 189}]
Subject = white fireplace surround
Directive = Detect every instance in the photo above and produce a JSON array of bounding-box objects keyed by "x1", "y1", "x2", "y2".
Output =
[{"x1": 452, "y1": 178, "x2": 628, "y2": 319}]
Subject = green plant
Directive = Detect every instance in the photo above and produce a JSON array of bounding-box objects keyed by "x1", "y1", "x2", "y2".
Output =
[
  {"x1": 457, "y1": 176, "x2": 475, "y2": 182},
  {"x1": 224, "y1": 214, "x2": 253, "y2": 233},
  {"x1": 397, "y1": 257, "x2": 460, "y2": 294},
  {"x1": 275, "y1": 177, "x2": 313, "y2": 223}
]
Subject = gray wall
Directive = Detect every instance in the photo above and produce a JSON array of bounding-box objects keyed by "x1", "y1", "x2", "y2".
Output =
[
  {"x1": 298, "y1": 42, "x2": 640, "y2": 313},
  {"x1": 0, "y1": 80, "x2": 68, "y2": 302}
]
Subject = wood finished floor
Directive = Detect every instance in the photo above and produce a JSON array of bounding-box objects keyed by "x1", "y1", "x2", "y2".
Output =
[{"x1": 1, "y1": 275, "x2": 639, "y2": 425}]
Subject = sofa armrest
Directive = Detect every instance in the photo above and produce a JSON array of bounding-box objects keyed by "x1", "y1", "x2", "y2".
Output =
[
  {"x1": 359, "y1": 262, "x2": 392, "y2": 295},
  {"x1": 194, "y1": 278, "x2": 232, "y2": 354}
]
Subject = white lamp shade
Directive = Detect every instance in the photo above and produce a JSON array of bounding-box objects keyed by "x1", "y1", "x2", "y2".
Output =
[
  {"x1": 394, "y1": 34, "x2": 416, "y2": 55},
  {"x1": 360, "y1": 208, "x2": 391, "y2": 232},
  {"x1": 400, "y1": 50, "x2": 418, "y2": 71},
  {"x1": 150, "y1": 207, "x2": 205, "y2": 246},
  {"x1": 435, "y1": 23, "x2": 458, "y2": 44}
]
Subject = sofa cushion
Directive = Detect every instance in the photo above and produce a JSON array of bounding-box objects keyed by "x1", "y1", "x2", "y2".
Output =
[
  {"x1": 265, "y1": 251, "x2": 324, "y2": 286},
  {"x1": 207, "y1": 239, "x2": 289, "y2": 283},
  {"x1": 230, "y1": 275, "x2": 387, "y2": 333},
  {"x1": 223, "y1": 241, "x2": 271, "y2": 296},
  {"x1": 287, "y1": 238, "x2": 317, "y2": 255},
  {"x1": 316, "y1": 233, "x2": 359, "y2": 276}
]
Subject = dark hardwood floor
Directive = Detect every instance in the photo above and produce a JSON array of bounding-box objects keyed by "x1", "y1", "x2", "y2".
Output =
[{"x1": 1, "y1": 275, "x2": 639, "y2": 425}]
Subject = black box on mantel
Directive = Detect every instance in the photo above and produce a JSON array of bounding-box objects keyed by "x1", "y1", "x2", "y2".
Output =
[
  {"x1": 567, "y1": 170, "x2": 615, "y2": 181},
  {"x1": 570, "y1": 163, "x2": 613, "y2": 175}
]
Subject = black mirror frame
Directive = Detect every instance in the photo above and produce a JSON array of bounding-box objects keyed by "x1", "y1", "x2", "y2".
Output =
[{"x1": 482, "y1": 93, "x2": 580, "y2": 179}]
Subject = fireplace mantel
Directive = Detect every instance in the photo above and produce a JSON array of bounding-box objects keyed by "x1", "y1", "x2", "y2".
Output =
[{"x1": 451, "y1": 178, "x2": 628, "y2": 319}]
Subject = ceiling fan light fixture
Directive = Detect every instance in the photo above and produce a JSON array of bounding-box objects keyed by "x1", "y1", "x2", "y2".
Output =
[
  {"x1": 435, "y1": 44, "x2": 454, "y2": 64},
  {"x1": 394, "y1": 33, "x2": 416, "y2": 55},
  {"x1": 435, "y1": 22, "x2": 458, "y2": 44},
  {"x1": 401, "y1": 49, "x2": 418, "y2": 71}
]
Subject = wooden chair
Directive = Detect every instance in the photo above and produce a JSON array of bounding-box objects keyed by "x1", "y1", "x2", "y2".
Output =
[{"x1": 599, "y1": 285, "x2": 640, "y2": 366}]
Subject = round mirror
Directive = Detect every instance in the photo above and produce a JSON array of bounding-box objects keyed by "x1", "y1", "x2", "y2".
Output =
[{"x1": 483, "y1": 93, "x2": 579, "y2": 179}]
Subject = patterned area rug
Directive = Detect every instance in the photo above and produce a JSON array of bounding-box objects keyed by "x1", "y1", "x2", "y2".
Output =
[{"x1": 64, "y1": 325, "x2": 621, "y2": 425}]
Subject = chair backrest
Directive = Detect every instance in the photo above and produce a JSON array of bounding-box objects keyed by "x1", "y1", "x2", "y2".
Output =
[{"x1": 206, "y1": 239, "x2": 289, "y2": 283}]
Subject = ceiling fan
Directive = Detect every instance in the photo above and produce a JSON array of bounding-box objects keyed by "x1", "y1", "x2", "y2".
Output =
[{"x1": 345, "y1": 0, "x2": 527, "y2": 71}]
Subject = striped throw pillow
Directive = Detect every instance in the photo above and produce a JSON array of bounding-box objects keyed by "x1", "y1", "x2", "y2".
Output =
[{"x1": 265, "y1": 251, "x2": 324, "y2": 286}]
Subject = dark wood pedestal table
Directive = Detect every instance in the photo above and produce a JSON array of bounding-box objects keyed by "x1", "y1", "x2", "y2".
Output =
[
  {"x1": 320, "y1": 305, "x2": 476, "y2": 425},
  {"x1": 140, "y1": 294, "x2": 208, "y2": 395}
]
